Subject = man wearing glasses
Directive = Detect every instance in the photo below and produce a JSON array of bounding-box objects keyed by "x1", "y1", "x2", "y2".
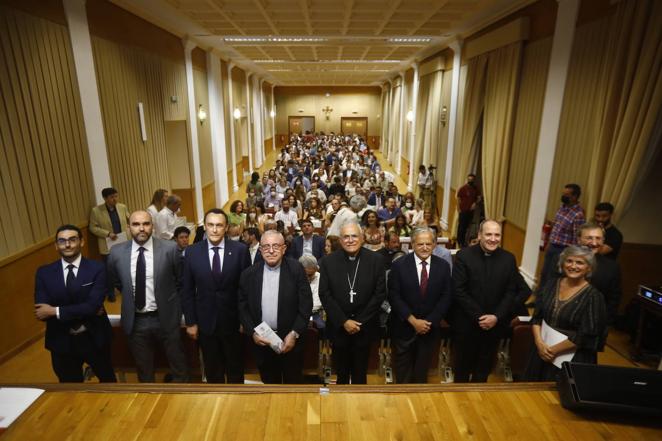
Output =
[
  {"x1": 319, "y1": 221, "x2": 386, "y2": 384},
  {"x1": 238, "y1": 231, "x2": 313, "y2": 383},
  {"x1": 34, "y1": 225, "x2": 116, "y2": 382},
  {"x1": 181, "y1": 208, "x2": 251, "y2": 383}
]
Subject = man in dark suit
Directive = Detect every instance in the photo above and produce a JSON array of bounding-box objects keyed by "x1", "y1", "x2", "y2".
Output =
[
  {"x1": 319, "y1": 221, "x2": 386, "y2": 384},
  {"x1": 389, "y1": 227, "x2": 453, "y2": 383},
  {"x1": 34, "y1": 224, "x2": 116, "y2": 383},
  {"x1": 288, "y1": 219, "x2": 325, "y2": 260},
  {"x1": 452, "y1": 219, "x2": 519, "y2": 382},
  {"x1": 577, "y1": 222, "x2": 622, "y2": 325},
  {"x1": 239, "y1": 230, "x2": 313, "y2": 383},
  {"x1": 107, "y1": 210, "x2": 189, "y2": 383},
  {"x1": 181, "y1": 208, "x2": 251, "y2": 383}
]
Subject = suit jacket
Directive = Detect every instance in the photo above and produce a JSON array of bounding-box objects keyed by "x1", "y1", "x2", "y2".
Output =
[
  {"x1": 89, "y1": 203, "x2": 130, "y2": 255},
  {"x1": 288, "y1": 234, "x2": 325, "y2": 260},
  {"x1": 107, "y1": 237, "x2": 182, "y2": 335},
  {"x1": 388, "y1": 253, "x2": 453, "y2": 339},
  {"x1": 35, "y1": 257, "x2": 112, "y2": 353},
  {"x1": 318, "y1": 248, "x2": 386, "y2": 346},
  {"x1": 238, "y1": 257, "x2": 313, "y2": 341},
  {"x1": 451, "y1": 244, "x2": 519, "y2": 333},
  {"x1": 181, "y1": 239, "x2": 251, "y2": 335}
]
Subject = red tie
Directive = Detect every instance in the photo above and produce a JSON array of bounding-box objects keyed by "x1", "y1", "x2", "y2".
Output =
[{"x1": 420, "y1": 260, "x2": 428, "y2": 298}]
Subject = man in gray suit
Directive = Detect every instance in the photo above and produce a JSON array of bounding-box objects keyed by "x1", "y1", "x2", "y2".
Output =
[{"x1": 107, "y1": 210, "x2": 189, "y2": 382}]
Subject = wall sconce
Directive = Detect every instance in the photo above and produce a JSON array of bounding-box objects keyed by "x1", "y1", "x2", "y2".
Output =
[
  {"x1": 270, "y1": 109, "x2": 276, "y2": 118},
  {"x1": 440, "y1": 106, "x2": 448, "y2": 127},
  {"x1": 406, "y1": 110, "x2": 414, "y2": 122},
  {"x1": 233, "y1": 108, "x2": 241, "y2": 120},
  {"x1": 197, "y1": 105, "x2": 207, "y2": 124},
  {"x1": 322, "y1": 105, "x2": 333, "y2": 120}
]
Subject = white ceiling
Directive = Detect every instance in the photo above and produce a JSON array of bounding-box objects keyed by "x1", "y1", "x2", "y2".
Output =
[{"x1": 113, "y1": 0, "x2": 535, "y2": 85}]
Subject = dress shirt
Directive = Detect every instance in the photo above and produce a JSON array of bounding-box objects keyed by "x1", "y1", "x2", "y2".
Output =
[
  {"x1": 275, "y1": 209, "x2": 298, "y2": 228},
  {"x1": 131, "y1": 237, "x2": 156, "y2": 312},
  {"x1": 249, "y1": 243, "x2": 259, "y2": 264},
  {"x1": 56, "y1": 254, "x2": 82, "y2": 319},
  {"x1": 261, "y1": 263, "x2": 281, "y2": 330},
  {"x1": 549, "y1": 203, "x2": 585, "y2": 246},
  {"x1": 413, "y1": 253, "x2": 431, "y2": 285},
  {"x1": 208, "y1": 239, "x2": 225, "y2": 272},
  {"x1": 146, "y1": 204, "x2": 159, "y2": 220},
  {"x1": 155, "y1": 207, "x2": 178, "y2": 240},
  {"x1": 302, "y1": 236, "x2": 314, "y2": 256},
  {"x1": 309, "y1": 272, "x2": 321, "y2": 311}
]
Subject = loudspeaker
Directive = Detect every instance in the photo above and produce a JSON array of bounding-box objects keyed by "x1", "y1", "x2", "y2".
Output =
[{"x1": 558, "y1": 362, "x2": 662, "y2": 416}]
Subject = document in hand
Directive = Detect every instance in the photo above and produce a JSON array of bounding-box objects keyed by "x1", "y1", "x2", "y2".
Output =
[
  {"x1": 254, "y1": 322, "x2": 284, "y2": 353},
  {"x1": 541, "y1": 319, "x2": 575, "y2": 368}
]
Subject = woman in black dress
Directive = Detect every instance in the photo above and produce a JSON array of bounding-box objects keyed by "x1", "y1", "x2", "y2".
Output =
[{"x1": 525, "y1": 245, "x2": 607, "y2": 381}]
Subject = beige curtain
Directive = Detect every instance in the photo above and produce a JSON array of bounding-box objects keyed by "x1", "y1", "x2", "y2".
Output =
[
  {"x1": 482, "y1": 43, "x2": 523, "y2": 220},
  {"x1": 595, "y1": 0, "x2": 662, "y2": 221},
  {"x1": 457, "y1": 55, "x2": 488, "y2": 182}
]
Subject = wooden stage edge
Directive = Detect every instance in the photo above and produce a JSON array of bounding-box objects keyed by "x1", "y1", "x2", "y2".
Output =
[{"x1": 0, "y1": 382, "x2": 556, "y2": 394}]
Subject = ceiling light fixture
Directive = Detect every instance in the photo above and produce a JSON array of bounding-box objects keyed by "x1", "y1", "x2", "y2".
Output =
[{"x1": 388, "y1": 37, "x2": 432, "y2": 43}]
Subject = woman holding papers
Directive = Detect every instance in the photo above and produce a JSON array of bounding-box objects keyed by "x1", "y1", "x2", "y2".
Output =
[{"x1": 525, "y1": 245, "x2": 607, "y2": 381}]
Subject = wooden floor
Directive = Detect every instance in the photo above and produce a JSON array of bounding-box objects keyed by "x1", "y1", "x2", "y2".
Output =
[{"x1": 2, "y1": 383, "x2": 660, "y2": 440}]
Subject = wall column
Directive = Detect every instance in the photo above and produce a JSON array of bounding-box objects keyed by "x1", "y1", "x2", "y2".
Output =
[
  {"x1": 207, "y1": 50, "x2": 229, "y2": 207},
  {"x1": 397, "y1": 72, "x2": 406, "y2": 174},
  {"x1": 245, "y1": 71, "x2": 254, "y2": 174},
  {"x1": 386, "y1": 79, "x2": 394, "y2": 165},
  {"x1": 63, "y1": 0, "x2": 111, "y2": 203},
  {"x1": 253, "y1": 76, "x2": 264, "y2": 168},
  {"x1": 407, "y1": 63, "x2": 419, "y2": 192},
  {"x1": 520, "y1": 0, "x2": 580, "y2": 286},
  {"x1": 441, "y1": 40, "x2": 463, "y2": 231},
  {"x1": 183, "y1": 40, "x2": 204, "y2": 222},
  {"x1": 227, "y1": 63, "x2": 239, "y2": 192},
  {"x1": 271, "y1": 84, "x2": 276, "y2": 152}
]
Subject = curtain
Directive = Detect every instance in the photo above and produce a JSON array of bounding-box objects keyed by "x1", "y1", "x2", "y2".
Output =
[
  {"x1": 482, "y1": 42, "x2": 523, "y2": 220},
  {"x1": 595, "y1": 0, "x2": 662, "y2": 221},
  {"x1": 457, "y1": 55, "x2": 488, "y2": 182}
]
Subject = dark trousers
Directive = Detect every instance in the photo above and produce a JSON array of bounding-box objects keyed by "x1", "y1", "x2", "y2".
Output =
[
  {"x1": 127, "y1": 315, "x2": 189, "y2": 383},
  {"x1": 253, "y1": 342, "x2": 305, "y2": 384},
  {"x1": 457, "y1": 210, "x2": 473, "y2": 247},
  {"x1": 199, "y1": 330, "x2": 244, "y2": 384},
  {"x1": 393, "y1": 328, "x2": 439, "y2": 384},
  {"x1": 50, "y1": 332, "x2": 116, "y2": 383},
  {"x1": 539, "y1": 244, "x2": 565, "y2": 289},
  {"x1": 333, "y1": 336, "x2": 371, "y2": 384},
  {"x1": 453, "y1": 328, "x2": 500, "y2": 383}
]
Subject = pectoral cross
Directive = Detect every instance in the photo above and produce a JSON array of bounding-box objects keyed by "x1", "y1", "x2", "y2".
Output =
[{"x1": 349, "y1": 289, "x2": 356, "y2": 303}]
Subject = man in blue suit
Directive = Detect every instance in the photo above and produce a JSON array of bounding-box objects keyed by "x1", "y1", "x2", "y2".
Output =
[
  {"x1": 34, "y1": 224, "x2": 116, "y2": 383},
  {"x1": 181, "y1": 208, "x2": 251, "y2": 383},
  {"x1": 388, "y1": 227, "x2": 453, "y2": 383},
  {"x1": 288, "y1": 219, "x2": 325, "y2": 260}
]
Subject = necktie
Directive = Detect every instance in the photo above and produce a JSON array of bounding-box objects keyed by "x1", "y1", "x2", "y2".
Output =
[
  {"x1": 66, "y1": 264, "x2": 76, "y2": 293},
  {"x1": 135, "y1": 247, "x2": 146, "y2": 310},
  {"x1": 212, "y1": 247, "x2": 221, "y2": 277},
  {"x1": 420, "y1": 260, "x2": 428, "y2": 298}
]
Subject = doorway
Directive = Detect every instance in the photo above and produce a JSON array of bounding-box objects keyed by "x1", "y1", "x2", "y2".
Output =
[
  {"x1": 288, "y1": 116, "x2": 315, "y2": 137},
  {"x1": 341, "y1": 117, "x2": 368, "y2": 139}
]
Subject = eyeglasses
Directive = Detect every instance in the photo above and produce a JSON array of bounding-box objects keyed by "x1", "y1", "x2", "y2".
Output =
[
  {"x1": 260, "y1": 244, "x2": 284, "y2": 252},
  {"x1": 56, "y1": 237, "x2": 80, "y2": 245}
]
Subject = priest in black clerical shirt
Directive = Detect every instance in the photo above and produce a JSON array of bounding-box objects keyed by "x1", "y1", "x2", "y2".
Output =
[
  {"x1": 319, "y1": 221, "x2": 386, "y2": 384},
  {"x1": 451, "y1": 219, "x2": 519, "y2": 383}
]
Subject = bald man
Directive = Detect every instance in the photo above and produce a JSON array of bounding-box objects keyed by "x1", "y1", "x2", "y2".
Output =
[{"x1": 107, "y1": 210, "x2": 189, "y2": 382}]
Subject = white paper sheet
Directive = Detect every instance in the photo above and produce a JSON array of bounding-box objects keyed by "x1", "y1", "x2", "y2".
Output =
[
  {"x1": 254, "y1": 321, "x2": 283, "y2": 353},
  {"x1": 517, "y1": 316, "x2": 532, "y2": 323},
  {"x1": 541, "y1": 319, "x2": 575, "y2": 368},
  {"x1": 105, "y1": 233, "x2": 128, "y2": 250},
  {"x1": 0, "y1": 388, "x2": 44, "y2": 428}
]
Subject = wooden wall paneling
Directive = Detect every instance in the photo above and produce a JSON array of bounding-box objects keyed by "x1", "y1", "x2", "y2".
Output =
[
  {"x1": 202, "y1": 182, "x2": 216, "y2": 212},
  {"x1": 161, "y1": 58, "x2": 188, "y2": 121},
  {"x1": 502, "y1": 221, "x2": 526, "y2": 265},
  {"x1": 618, "y1": 243, "x2": 662, "y2": 313},
  {"x1": 172, "y1": 188, "x2": 195, "y2": 222}
]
